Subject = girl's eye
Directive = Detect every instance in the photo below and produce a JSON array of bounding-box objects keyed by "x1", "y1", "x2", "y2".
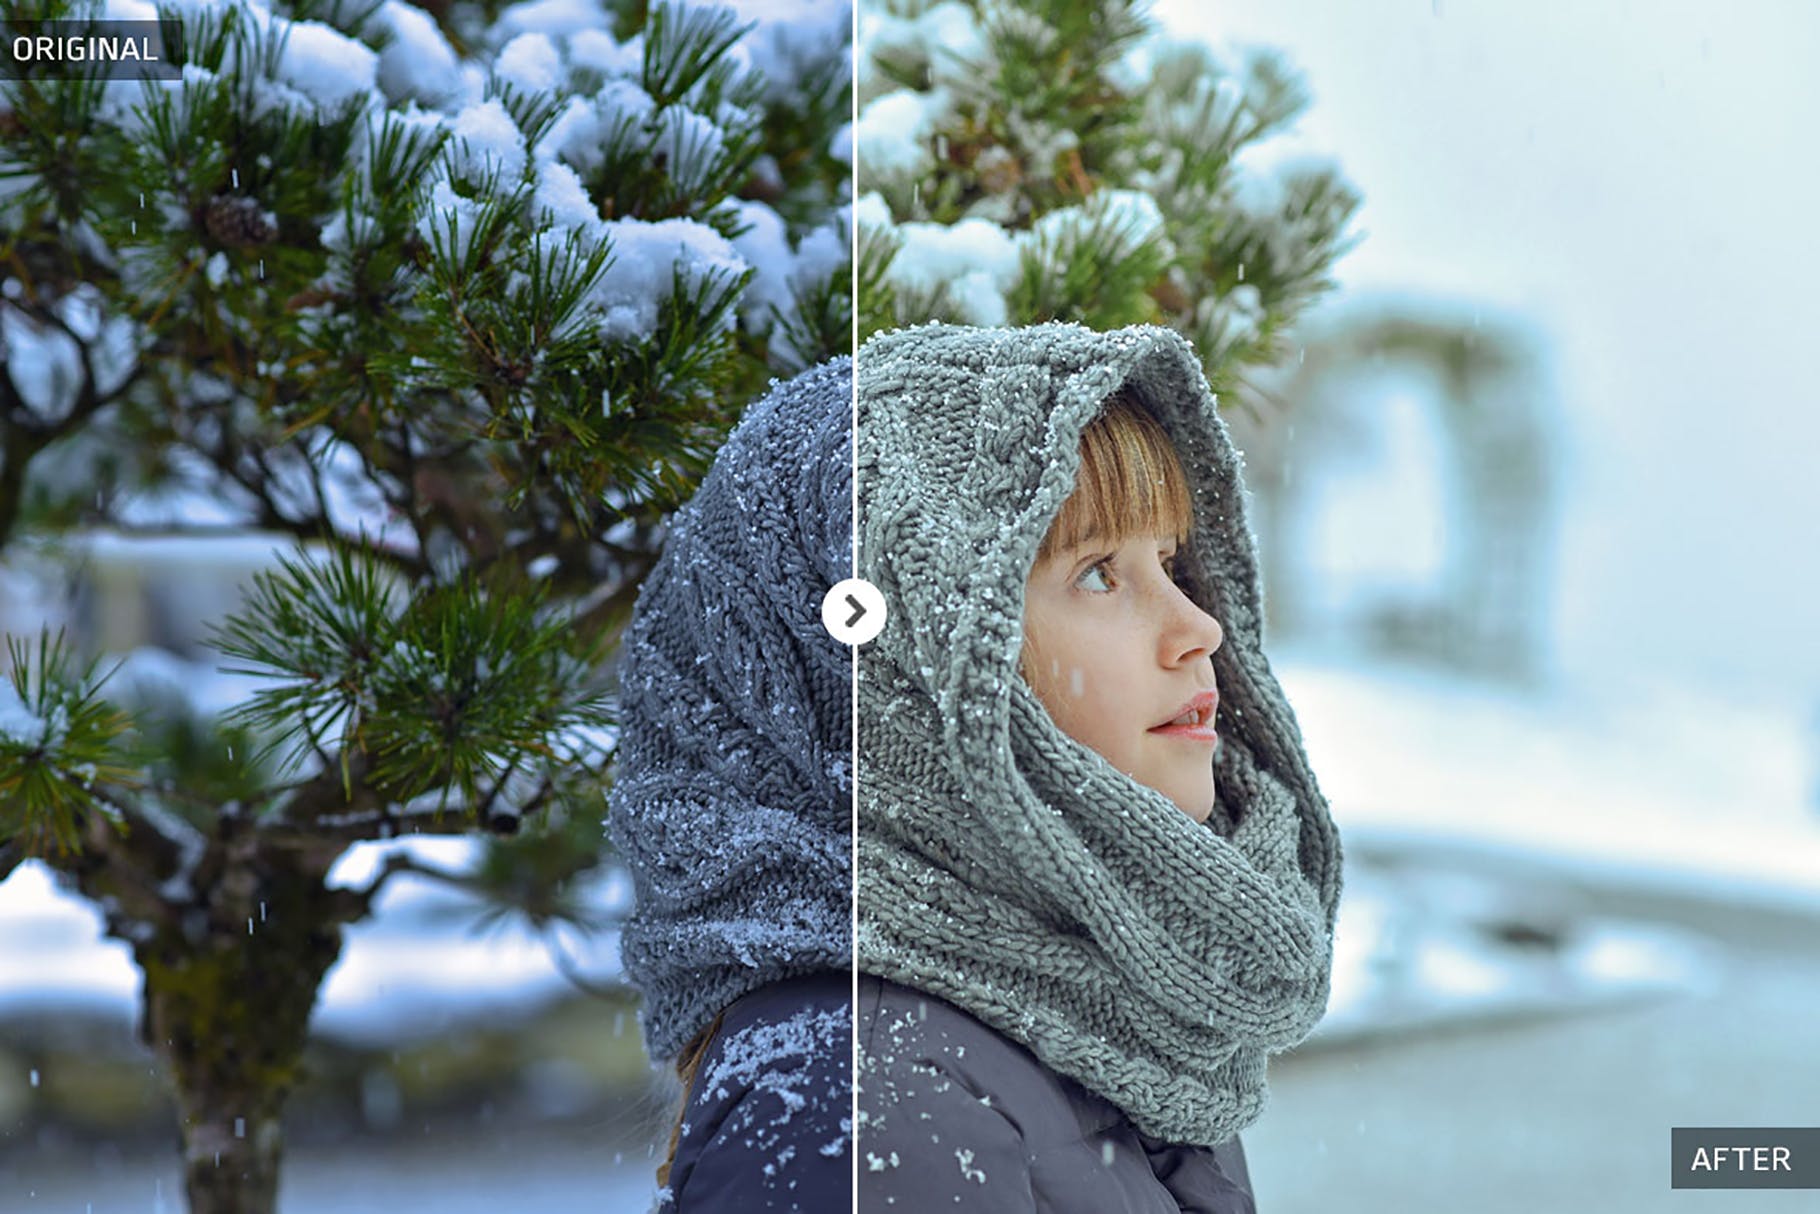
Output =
[{"x1": 1076, "y1": 560, "x2": 1115, "y2": 593}]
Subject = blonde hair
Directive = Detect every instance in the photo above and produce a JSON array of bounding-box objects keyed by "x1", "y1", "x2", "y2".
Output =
[{"x1": 1036, "y1": 388, "x2": 1194, "y2": 562}]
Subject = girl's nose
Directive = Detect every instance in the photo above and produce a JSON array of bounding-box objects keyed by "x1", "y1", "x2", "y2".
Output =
[{"x1": 1161, "y1": 584, "x2": 1223, "y2": 666}]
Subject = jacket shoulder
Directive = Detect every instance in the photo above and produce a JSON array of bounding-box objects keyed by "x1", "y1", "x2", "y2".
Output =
[
  {"x1": 856, "y1": 976, "x2": 1038, "y2": 1209},
  {"x1": 663, "y1": 970, "x2": 851, "y2": 1213},
  {"x1": 855, "y1": 974, "x2": 1257, "y2": 1214}
]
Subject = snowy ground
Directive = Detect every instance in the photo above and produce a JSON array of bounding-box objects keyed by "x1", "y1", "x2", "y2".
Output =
[
  {"x1": 1268, "y1": 650, "x2": 1820, "y2": 1045},
  {"x1": 1248, "y1": 873, "x2": 1820, "y2": 1214},
  {"x1": 1277, "y1": 652, "x2": 1820, "y2": 915},
  {"x1": 6, "y1": 1124, "x2": 665, "y2": 1214},
  {"x1": 0, "y1": 837, "x2": 625, "y2": 1047}
]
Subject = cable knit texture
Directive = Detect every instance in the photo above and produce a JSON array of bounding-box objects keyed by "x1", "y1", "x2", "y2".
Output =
[
  {"x1": 607, "y1": 358, "x2": 854, "y2": 1063},
  {"x1": 856, "y1": 323, "x2": 1343, "y2": 1147}
]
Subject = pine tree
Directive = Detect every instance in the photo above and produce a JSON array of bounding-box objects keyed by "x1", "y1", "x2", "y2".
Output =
[
  {"x1": 855, "y1": 0, "x2": 1360, "y2": 402},
  {"x1": 0, "y1": 1, "x2": 850, "y2": 1211}
]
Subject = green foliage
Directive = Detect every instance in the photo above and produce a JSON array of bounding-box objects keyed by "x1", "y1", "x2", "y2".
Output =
[
  {"x1": 120, "y1": 691, "x2": 274, "y2": 829},
  {"x1": 1008, "y1": 195, "x2": 1172, "y2": 331},
  {"x1": 770, "y1": 248, "x2": 854, "y2": 375},
  {"x1": 0, "y1": 0, "x2": 848, "y2": 881},
  {"x1": 855, "y1": 222, "x2": 901, "y2": 344},
  {"x1": 0, "y1": 631, "x2": 133, "y2": 854},
  {"x1": 211, "y1": 548, "x2": 612, "y2": 806},
  {"x1": 856, "y1": 0, "x2": 1360, "y2": 395}
]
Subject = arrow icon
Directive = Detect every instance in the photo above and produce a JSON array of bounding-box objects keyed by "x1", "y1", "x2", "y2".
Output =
[{"x1": 822, "y1": 578, "x2": 886, "y2": 645}]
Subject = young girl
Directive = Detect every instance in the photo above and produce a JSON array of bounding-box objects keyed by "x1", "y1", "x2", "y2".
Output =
[
  {"x1": 607, "y1": 358, "x2": 854, "y2": 1212},
  {"x1": 855, "y1": 322, "x2": 1344, "y2": 1212}
]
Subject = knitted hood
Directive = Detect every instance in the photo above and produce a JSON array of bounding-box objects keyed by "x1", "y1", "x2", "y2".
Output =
[
  {"x1": 607, "y1": 358, "x2": 853, "y2": 1063},
  {"x1": 856, "y1": 323, "x2": 1342, "y2": 1147}
]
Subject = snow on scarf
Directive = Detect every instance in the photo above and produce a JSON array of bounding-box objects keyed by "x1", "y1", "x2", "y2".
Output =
[
  {"x1": 856, "y1": 323, "x2": 1343, "y2": 1147},
  {"x1": 607, "y1": 358, "x2": 853, "y2": 1063}
]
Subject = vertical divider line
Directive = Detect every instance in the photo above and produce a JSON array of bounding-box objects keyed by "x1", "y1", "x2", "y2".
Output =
[{"x1": 848, "y1": 1, "x2": 862, "y2": 1208}]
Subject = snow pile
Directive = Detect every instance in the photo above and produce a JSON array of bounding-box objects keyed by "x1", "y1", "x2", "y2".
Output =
[
  {"x1": 495, "y1": 0, "x2": 613, "y2": 40},
  {"x1": 1227, "y1": 135, "x2": 1338, "y2": 218},
  {"x1": 276, "y1": 20, "x2": 380, "y2": 112},
  {"x1": 853, "y1": 2, "x2": 983, "y2": 182},
  {"x1": 649, "y1": 104, "x2": 728, "y2": 195},
  {"x1": 729, "y1": 199, "x2": 848, "y2": 363},
  {"x1": 494, "y1": 31, "x2": 567, "y2": 94},
  {"x1": 860, "y1": 1, "x2": 985, "y2": 95},
  {"x1": 419, "y1": 127, "x2": 750, "y2": 346},
  {"x1": 538, "y1": 80, "x2": 655, "y2": 174},
  {"x1": 857, "y1": 191, "x2": 1022, "y2": 326},
  {"x1": 859, "y1": 188, "x2": 1172, "y2": 329},
  {"x1": 853, "y1": 88, "x2": 947, "y2": 184},
  {"x1": 63, "y1": 0, "x2": 852, "y2": 361},
  {"x1": 0, "y1": 863, "x2": 140, "y2": 1020},
  {"x1": 532, "y1": 158, "x2": 598, "y2": 230},
  {"x1": 591, "y1": 218, "x2": 747, "y2": 343},
  {"x1": 730, "y1": 199, "x2": 795, "y2": 323},
  {"x1": 0, "y1": 304, "x2": 82, "y2": 425},
  {"x1": 568, "y1": 28, "x2": 644, "y2": 79},
  {"x1": 1028, "y1": 188, "x2": 1169, "y2": 259},
  {"x1": 445, "y1": 98, "x2": 530, "y2": 184},
  {"x1": 416, "y1": 178, "x2": 490, "y2": 265},
  {"x1": 388, "y1": 1, "x2": 880, "y2": 349},
  {"x1": 1194, "y1": 282, "x2": 1264, "y2": 348},
  {"x1": 0, "y1": 681, "x2": 59, "y2": 748},
  {"x1": 792, "y1": 218, "x2": 848, "y2": 293},
  {"x1": 851, "y1": 0, "x2": 982, "y2": 180},
  {"x1": 731, "y1": 0, "x2": 853, "y2": 102},
  {"x1": 369, "y1": 0, "x2": 463, "y2": 105}
]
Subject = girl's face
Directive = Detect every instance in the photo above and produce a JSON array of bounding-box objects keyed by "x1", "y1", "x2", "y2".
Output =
[{"x1": 1023, "y1": 531, "x2": 1224, "y2": 822}]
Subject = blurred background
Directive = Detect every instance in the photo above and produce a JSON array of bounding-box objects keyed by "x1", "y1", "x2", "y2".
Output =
[{"x1": 1148, "y1": 1, "x2": 1820, "y2": 1210}]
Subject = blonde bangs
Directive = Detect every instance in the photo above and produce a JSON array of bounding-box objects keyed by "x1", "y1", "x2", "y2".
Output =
[{"x1": 1038, "y1": 390, "x2": 1194, "y2": 561}]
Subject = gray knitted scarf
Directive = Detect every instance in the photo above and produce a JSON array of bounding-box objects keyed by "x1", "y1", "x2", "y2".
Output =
[
  {"x1": 856, "y1": 323, "x2": 1343, "y2": 1148},
  {"x1": 607, "y1": 358, "x2": 853, "y2": 1063}
]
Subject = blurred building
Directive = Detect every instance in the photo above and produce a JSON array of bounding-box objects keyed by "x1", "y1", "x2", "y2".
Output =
[{"x1": 1228, "y1": 295, "x2": 1558, "y2": 682}]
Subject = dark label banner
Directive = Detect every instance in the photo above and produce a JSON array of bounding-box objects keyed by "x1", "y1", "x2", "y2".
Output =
[
  {"x1": 1671, "y1": 1128, "x2": 1820, "y2": 1190},
  {"x1": 2, "y1": 20, "x2": 183, "y2": 82}
]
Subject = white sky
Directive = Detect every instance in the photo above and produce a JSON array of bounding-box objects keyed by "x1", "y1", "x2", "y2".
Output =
[{"x1": 1156, "y1": 0, "x2": 1820, "y2": 707}]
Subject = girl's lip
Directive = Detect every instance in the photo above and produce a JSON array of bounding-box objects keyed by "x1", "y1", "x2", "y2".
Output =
[
  {"x1": 1150, "y1": 721, "x2": 1219, "y2": 745},
  {"x1": 1151, "y1": 690, "x2": 1218, "y2": 733}
]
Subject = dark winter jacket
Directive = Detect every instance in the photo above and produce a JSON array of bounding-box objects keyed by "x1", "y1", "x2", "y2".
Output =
[
  {"x1": 662, "y1": 969, "x2": 852, "y2": 1213},
  {"x1": 858, "y1": 973, "x2": 1256, "y2": 1213}
]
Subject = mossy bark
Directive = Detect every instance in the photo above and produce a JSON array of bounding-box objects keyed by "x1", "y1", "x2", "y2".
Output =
[{"x1": 130, "y1": 846, "x2": 349, "y2": 1214}]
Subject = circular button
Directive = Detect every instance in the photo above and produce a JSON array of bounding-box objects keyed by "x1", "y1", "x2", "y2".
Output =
[{"x1": 821, "y1": 578, "x2": 886, "y2": 646}]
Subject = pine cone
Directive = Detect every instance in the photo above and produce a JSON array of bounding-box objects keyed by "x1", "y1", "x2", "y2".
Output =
[{"x1": 205, "y1": 195, "x2": 276, "y2": 248}]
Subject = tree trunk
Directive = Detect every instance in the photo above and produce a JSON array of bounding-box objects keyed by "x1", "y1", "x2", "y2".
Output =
[{"x1": 131, "y1": 847, "x2": 349, "y2": 1214}]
